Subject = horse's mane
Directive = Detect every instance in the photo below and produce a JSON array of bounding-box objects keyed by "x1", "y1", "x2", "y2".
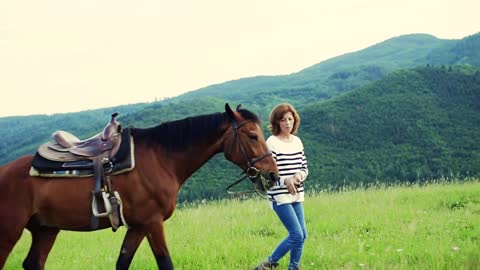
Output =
[{"x1": 130, "y1": 108, "x2": 259, "y2": 152}]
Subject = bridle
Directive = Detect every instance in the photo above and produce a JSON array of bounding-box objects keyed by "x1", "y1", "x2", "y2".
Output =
[{"x1": 225, "y1": 120, "x2": 273, "y2": 197}]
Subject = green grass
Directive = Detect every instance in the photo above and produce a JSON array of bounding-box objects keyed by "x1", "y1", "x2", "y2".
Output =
[{"x1": 5, "y1": 180, "x2": 480, "y2": 269}]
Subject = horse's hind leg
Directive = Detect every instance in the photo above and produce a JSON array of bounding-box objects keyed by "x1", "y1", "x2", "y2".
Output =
[
  {"x1": 22, "y1": 226, "x2": 59, "y2": 270},
  {"x1": 116, "y1": 228, "x2": 146, "y2": 270}
]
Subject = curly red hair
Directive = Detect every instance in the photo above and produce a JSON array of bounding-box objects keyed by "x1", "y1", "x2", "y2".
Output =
[{"x1": 268, "y1": 103, "x2": 301, "y2": 135}]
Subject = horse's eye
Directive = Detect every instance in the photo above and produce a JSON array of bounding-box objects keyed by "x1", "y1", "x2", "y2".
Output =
[{"x1": 248, "y1": 134, "x2": 258, "y2": 141}]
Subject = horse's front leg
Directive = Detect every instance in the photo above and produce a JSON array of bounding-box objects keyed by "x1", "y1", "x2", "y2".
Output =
[
  {"x1": 146, "y1": 221, "x2": 174, "y2": 270},
  {"x1": 116, "y1": 228, "x2": 145, "y2": 270}
]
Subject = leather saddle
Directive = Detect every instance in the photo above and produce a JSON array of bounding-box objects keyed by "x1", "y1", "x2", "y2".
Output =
[
  {"x1": 38, "y1": 113, "x2": 123, "y2": 162},
  {"x1": 32, "y1": 113, "x2": 130, "y2": 231}
]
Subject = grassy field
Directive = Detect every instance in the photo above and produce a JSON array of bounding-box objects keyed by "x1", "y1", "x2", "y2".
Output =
[{"x1": 4, "y1": 180, "x2": 480, "y2": 269}]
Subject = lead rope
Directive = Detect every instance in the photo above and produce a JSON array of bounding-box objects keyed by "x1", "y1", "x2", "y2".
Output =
[
  {"x1": 226, "y1": 173, "x2": 254, "y2": 196},
  {"x1": 226, "y1": 172, "x2": 269, "y2": 199}
]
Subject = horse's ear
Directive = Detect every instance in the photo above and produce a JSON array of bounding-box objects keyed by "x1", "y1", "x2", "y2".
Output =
[
  {"x1": 225, "y1": 103, "x2": 235, "y2": 120},
  {"x1": 236, "y1": 104, "x2": 242, "y2": 111}
]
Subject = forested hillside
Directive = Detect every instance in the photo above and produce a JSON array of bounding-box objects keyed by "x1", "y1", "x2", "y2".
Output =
[
  {"x1": 0, "y1": 32, "x2": 479, "y2": 202},
  {"x1": 301, "y1": 65, "x2": 480, "y2": 187}
]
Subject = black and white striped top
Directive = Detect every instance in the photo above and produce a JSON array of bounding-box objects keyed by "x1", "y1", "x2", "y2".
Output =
[{"x1": 266, "y1": 135, "x2": 308, "y2": 205}]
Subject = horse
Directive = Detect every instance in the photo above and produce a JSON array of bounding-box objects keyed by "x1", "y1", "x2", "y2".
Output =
[{"x1": 0, "y1": 103, "x2": 279, "y2": 270}]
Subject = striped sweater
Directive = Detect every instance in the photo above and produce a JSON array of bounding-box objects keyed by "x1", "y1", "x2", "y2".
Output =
[{"x1": 266, "y1": 135, "x2": 308, "y2": 205}]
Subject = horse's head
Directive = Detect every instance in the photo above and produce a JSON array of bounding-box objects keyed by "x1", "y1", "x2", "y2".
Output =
[{"x1": 223, "y1": 103, "x2": 280, "y2": 192}]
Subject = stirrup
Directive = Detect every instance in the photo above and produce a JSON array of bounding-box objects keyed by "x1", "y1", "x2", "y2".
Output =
[{"x1": 92, "y1": 191, "x2": 112, "y2": 217}]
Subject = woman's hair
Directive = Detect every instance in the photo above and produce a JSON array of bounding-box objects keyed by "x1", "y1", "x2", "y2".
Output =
[{"x1": 268, "y1": 103, "x2": 301, "y2": 135}]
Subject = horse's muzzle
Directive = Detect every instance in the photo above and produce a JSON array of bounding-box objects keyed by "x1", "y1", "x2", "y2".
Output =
[{"x1": 268, "y1": 172, "x2": 280, "y2": 187}]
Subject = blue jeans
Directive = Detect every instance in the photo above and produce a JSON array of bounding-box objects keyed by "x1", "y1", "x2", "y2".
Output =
[{"x1": 269, "y1": 202, "x2": 307, "y2": 270}]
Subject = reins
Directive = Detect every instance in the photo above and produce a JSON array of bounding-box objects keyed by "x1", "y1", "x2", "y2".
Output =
[
  {"x1": 225, "y1": 170, "x2": 270, "y2": 199},
  {"x1": 225, "y1": 120, "x2": 272, "y2": 198}
]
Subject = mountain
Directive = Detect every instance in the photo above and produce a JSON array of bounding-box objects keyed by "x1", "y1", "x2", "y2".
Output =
[
  {"x1": 423, "y1": 32, "x2": 480, "y2": 66},
  {"x1": 177, "y1": 33, "x2": 478, "y2": 109}
]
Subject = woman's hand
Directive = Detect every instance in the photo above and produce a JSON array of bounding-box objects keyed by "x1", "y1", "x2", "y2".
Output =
[
  {"x1": 292, "y1": 173, "x2": 302, "y2": 187},
  {"x1": 285, "y1": 174, "x2": 302, "y2": 195}
]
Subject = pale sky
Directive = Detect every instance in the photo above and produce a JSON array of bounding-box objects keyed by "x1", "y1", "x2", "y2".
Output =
[{"x1": 0, "y1": 0, "x2": 478, "y2": 117}]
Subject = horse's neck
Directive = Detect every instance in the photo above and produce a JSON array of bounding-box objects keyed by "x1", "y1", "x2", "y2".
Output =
[
  {"x1": 177, "y1": 143, "x2": 222, "y2": 181},
  {"x1": 170, "y1": 131, "x2": 227, "y2": 186},
  {"x1": 132, "y1": 119, "x2": 230, "y2": 187}
]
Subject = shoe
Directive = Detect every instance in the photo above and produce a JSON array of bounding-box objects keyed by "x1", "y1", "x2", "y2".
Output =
[{"x1": 253, "y1": 261, "x2": 279, "y2": 270}]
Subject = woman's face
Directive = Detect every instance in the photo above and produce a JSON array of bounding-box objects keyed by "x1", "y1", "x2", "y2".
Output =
[{"x1": 278, "y1": 111, "x2": 294, "y2": 135}]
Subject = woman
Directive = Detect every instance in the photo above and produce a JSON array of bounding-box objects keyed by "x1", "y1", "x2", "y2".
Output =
[{"x1": 254, "y1": 103, "x2": 308, "y2": 270}]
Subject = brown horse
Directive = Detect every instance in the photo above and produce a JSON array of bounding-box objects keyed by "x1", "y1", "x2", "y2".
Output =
[{"x1": 0, "y1": 104, "x2": 279, "y2": 270}]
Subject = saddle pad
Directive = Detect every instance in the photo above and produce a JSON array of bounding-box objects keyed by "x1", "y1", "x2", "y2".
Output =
[{"x1": 30, "y1": 128, "x2": 135, "y2": 178}]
